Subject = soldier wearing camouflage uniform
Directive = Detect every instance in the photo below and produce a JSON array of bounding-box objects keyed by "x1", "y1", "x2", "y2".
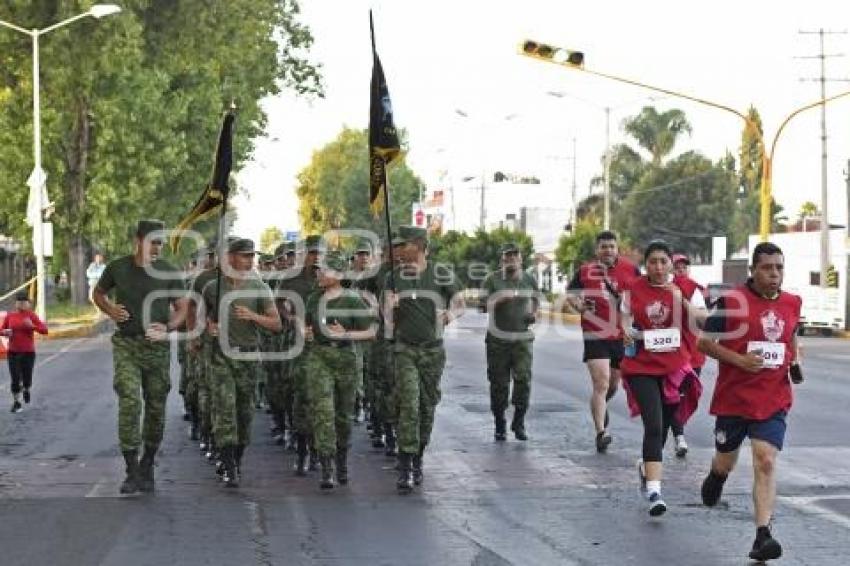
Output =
[
  {"x1": 480, "y1": 243, "x2": 539, "y2": 441},
  {"x1": 255, "y1": 253, "x2": 277, "y2": 411},
  {"x1": 384, "y1": 226, "x2": 464, "y2": 493},
  {"x1": 202, "y1": 238, "x2": 281, "y2": 487},
  {"x1": 276, "y1": 235, "x2": 322, "y2": 475},
  {"x1": 179, "y1": 252, "x2": 203, "y2": 440},
  {"x1": 190, "y1": 247, "x2": 221, "y2": 461},
  {"x1": 350, "y1": 239, "x2": 376, "y2": 425},
  {"x1": 93, "y1": 220, "x2": 188, "y2": 495},
  {"x1": 264, "y1": 242, "x2": 290, "y2": 446},
  {"x1": 303, "y1": 252, "x2": 375, "y2": 489}
]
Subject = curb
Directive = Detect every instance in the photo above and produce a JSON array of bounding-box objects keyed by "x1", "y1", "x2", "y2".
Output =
[{"x1": 44, "y1": 318, "x2": 110, "y2": 340}]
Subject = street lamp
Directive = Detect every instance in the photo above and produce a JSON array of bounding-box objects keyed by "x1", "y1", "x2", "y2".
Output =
[
  {"x1": 523, "y1": 38, "x2": 850, "y2": 287},
  {"x1": 0, "y1": 4, "x2": 122, "y2": 321}
]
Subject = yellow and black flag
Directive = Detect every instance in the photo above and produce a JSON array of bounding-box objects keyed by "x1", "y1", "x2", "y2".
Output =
[
  {"x1": 369, "y1": 11, "x2": 401, "y2": 216},
  {"x1": 170, "y1": 109, "x2": 235, "y2": 253}
]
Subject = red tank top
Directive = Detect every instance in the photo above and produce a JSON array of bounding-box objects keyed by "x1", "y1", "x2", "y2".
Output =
[{"x1": 575, "y1": 257, "x2": 639, "y2": 339}]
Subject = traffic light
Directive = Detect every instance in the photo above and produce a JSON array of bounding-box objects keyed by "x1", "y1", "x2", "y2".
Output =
[
  {"x1": 826, "y1": 264, "x2": 839, "y2": 288},
  {"x1": 520, "y1": 39, "x2": 584, "y2": 68}
]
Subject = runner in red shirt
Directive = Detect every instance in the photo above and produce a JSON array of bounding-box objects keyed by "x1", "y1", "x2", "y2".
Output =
[
  {"x1": 697, "y1": 242, "x2": 802, "y2": 562},
  {"x1": 567, "y1": 230, "x2": 640, "y2": 452},
  {"x1": 620, "y1": 240, "x2": 705, "y2": 517},
  {"x1": 1, "y1": 291, "x2": 48, "y2": 412},
  {"x1": 670, "y1": 253, "x2": 707, "y2": 458}
]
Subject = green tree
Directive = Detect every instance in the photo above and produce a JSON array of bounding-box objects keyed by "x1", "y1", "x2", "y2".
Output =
[
  {"x1": 259, "y1": 226, "x2": 284, "y2": 253},
  {"x1": 619, "y1": 151, "x2": 737, "y2": 261},
  {"x1": 554, "y1": 217, "x2": 601, "y2": 276},
  {"x1": 428, "y1": 228, "x2": 534, "y2": 288},
  {"x1": 798, "y1": 201, "x2": 819, "y2": 219},
  {"x1": 296, "y1": 127, "x2": 423, "y2": 234},
  {"x1": 622, "y1": 106, "x2": 692, "y2": 166},
  {"x1": 0, "y1": 1, "x2": 322, "y2": 303}
]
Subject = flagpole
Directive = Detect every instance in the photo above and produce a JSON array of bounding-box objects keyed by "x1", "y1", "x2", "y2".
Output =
[
  {"x1": 213, "y1": 105, "x2": 236, "y2": 323},
  {"x1": 370, "y1": 11, "x2": 396, "y2": 293}
]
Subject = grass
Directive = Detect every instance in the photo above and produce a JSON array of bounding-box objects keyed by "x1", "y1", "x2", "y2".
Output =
[{"x1": 47, "y1": 301, "x2": 99, "y2": 323}]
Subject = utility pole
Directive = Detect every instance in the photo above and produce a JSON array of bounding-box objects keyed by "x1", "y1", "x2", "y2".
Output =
[
  {"x1": 603, "y1": 107, "x2": 611, "y2": 230},
  {"x1": 571, "y1": 136, "x2": 578, "y2": 228},
  {"x1": 798, "y1": 28, "x2": 849, "y2": 288},
  {"x1": 479, "y1": 170, "x2": 486, "y2": 231}
]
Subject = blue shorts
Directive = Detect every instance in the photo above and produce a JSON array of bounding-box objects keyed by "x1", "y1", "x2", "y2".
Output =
[{"x1": 714, "y1": 411, "x2": 787, "y2": 452}]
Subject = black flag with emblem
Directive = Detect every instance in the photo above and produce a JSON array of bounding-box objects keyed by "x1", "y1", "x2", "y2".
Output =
[
  {"x1": 171, "y1": 110, "x2": 235, "y2": 253},
  {"x1": 369, "y1": 12, "x2": 401, "y2": 216}
]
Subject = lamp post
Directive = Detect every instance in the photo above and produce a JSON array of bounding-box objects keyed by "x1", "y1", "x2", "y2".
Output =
[
  {"x1": 0, "y1": 4, "x2": 122, "y2": 322},
  {"x1": 522, "y1": 39, "x2": 850, "y2": 283}
]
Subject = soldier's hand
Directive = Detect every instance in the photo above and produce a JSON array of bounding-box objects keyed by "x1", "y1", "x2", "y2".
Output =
[
  {"x1": 233, "y1": 305, "x2": 256, "y2": 322},
  {"x1": 738, "y1": 352, "x2": 764, "y2": 373},
  {"x1": 206, "y1": 320, "x2": 220, "y2": 337},
  {"x1": 109, "y1": 303, "x2": 130, "y2": 323},
  {"x1": 326, "y1": 321, "x2": 346, "y2": 339},
  {"x1": 145, "y1": 322, "x2": 169, "y2": 342}
]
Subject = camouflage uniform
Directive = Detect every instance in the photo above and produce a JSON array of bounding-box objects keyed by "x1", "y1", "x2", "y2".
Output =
[
  {"x1": 191, "y1": 268, "x2": 220, "y2": 449},
  {"x1": 481, "y1": 266, "x2": 539, "y2": 428},
  {"x1": 95, "y1": 220, "x2": 184, "y2": 494}
]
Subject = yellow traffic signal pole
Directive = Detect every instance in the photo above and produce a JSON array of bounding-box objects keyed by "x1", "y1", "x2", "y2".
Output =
[{"x1": 520, "y1": 40, "x2": 850, "y2": 241}]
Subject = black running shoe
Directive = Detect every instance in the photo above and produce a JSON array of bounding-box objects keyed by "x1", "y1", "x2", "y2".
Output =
[
  {"x1": 701, "y1": 470, "x2": 728, "y2": 507},
  {"x1": 10, "y1": 401, "x2": 22, "y2": 413},
  {"x1": 749, "y1": 533, "x2": 782, "y2": 561},
  {"x1": 595, "y1": 431, "x2": 612, "y2": 453},
  {"x1": 23, "y1": 390, "x2": 31, "y2": 404}
]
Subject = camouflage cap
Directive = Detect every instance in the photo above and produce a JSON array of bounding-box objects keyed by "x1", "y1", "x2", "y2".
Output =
[
  {"x1": 304, "y1": 235, "x2": 325, "y2": 252},
  {"x1": 321, "y1": 251, "x2": 348, "y2": 273},
  {"x1": 398, "y1": 225, "x2": 427, "y2": 244},
  {"x1": 500, "y1": 242, "x2": 520, "y2": 254},
  {"x1": 355, "y1": 237, "x2": 373, "y2": 254},
  {"x1": 228, "y1": 238, "x2": 256, "y2": 254},
  {"x1": 273, "y1": 242, "x2": 287, "y2": 259},
  {"x1": 136, "y1": 219, "x2": 165, "y2": 239},
  {"x1": 259, "y1": 253, "x2": 275, "y2": 264}
]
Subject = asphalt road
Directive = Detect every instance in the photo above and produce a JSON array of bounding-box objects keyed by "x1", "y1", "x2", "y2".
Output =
[{"x1": 1, "y1": 311, "x2": 848, "y2": 565}]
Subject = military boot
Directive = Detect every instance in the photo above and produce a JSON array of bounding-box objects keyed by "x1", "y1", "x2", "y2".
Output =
[
  {"x1": 222, "y1": 446, "x2": 239, "y2": 488},
  {"x1": 319, "y1": 456, "x2": 335, "y2": 490},
  {"x1": 494, "y1": 412, "x2": 507, "y2": 441},
  {"x1": 384, "y1": 423, "x2": 397, "y2": 457},
  {"x1": 137, "y1": 444, "x2": 158, "y2": 493},
  {"x1": 511, "y1": 407, "x2": 528, "y2": 441},
  {"x1": 396, "y1": 452, "x2": 414, "y2": 494},
  {"x1": 119, "y1": 450, "x2": 140, "y2": 495},
  {"x1": 336, "y1": 447, "x2": 349, "y2": 485},
  {"x1": 294, "y1": 434, "x2": 309, "y2": 477},
  {"x1": 412, "y1": 449, "x2": 424, "y2": 486},
  {"x1": 234, "y1": 444, "x2": 246, "y2": 482}
]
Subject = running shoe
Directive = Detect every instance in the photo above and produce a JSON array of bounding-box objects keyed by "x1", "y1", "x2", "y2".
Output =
[
  {"x1": 648, "y1": 491, "x2": 667, "y2": 517},
  {"x1": 701, "y1": 469, "x2": 728, "y2": 507},
  {"x1": 23, "y1": 389, "x2": 31, "y2": 404},
  {"x1": 10, "y1": 401, "x2": 22, "y2": 413},
  {"x1": 749, "y1": 531, "x2": 782, "y2": 561},
  {"x1": 674, "y1": 435, "x2": 688, "y2": 458},
  {"x1": 595, "y1": 430, "x2": 612, "y2": 453}
]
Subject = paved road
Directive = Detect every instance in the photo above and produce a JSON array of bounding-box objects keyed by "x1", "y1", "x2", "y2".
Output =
[{"x1": 1, "y1": 312, "x2": 848, "y2": 565}]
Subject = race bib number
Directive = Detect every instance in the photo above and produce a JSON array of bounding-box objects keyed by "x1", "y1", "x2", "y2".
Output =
[
  {"x1": 644, "y1": 328, "x2": 680, "y2": 352},
  {"x1": 747, "y1": 341, "x2": 785, "y2": 368}
]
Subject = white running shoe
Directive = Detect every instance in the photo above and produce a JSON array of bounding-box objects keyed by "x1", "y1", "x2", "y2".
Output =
[
  {"x1": 648, "y1": 491, "x2": 667, "y2": 517},
  {"x1": 675, "y1": 435, "x2": 688, "y2": 458}
]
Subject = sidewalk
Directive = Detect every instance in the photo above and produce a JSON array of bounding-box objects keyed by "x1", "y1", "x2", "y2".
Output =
[{"x1": 45, "y1": 313, "x2": 111, "y2": 340}]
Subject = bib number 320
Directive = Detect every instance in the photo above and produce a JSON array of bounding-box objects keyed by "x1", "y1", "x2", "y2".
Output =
[{"x1": 644, "y1": 328, "x2": 681, "y2": 352}]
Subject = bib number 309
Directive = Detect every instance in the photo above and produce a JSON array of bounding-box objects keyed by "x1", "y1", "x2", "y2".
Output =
[
  {"x1": 747, "y1": 341, "x2": 785, "y2": 368},
  {"x1": 644, "y1": 328, "x2": 681, "y2": 352}
]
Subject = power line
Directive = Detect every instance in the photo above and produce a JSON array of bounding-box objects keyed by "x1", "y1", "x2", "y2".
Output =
[{"x1": 796, "y1": 28, "x2": 850, "y2": 288}]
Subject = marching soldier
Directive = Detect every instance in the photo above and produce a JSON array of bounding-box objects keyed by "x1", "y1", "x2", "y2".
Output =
[
  {"x1": 93, "y1": 220, "x2": 188, "y2": 495},
  {"x1": 384, "y1": 226, "x2": 464, "y2": 493},
  {"x1": 277, "y1": 235, "x2": 323, "y2": 475},
  {"x1": 480, "y1": 243, "x2": 540, "y2": 441},
  {"x1": 202, "y1": 238, "x2": 281, "y2": 487},
  {"x1": 303, "y1": 251, "x2": 376, "y2": 489}
]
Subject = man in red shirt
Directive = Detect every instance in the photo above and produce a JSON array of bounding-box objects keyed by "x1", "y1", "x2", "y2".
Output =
[
  {"x1": 697, "y1": 242, "x2": 802, "y2": 562},
  {"x1": 1, "y1": 291, "x2": 48, "y2": 412},
  {"x1": 567, "y1": 231, "x2": 641, "y2": 452}
]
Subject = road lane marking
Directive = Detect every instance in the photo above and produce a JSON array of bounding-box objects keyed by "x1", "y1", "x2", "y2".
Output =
[
  {"x1": 37, "y1": 336, "x2": 90, "y2": 368},
  {"x1": 779, "y1": 494, "x2": 850, "y2": 530}
]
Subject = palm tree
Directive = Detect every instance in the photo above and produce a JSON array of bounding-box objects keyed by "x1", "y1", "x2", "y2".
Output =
[{"x1": 622, "y1": 107, "x2": 692, "y2": 166}]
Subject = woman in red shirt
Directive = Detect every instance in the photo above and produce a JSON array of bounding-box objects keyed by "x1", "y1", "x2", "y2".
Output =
[
  {"x1": 1, "y1": 291, "x2": 48, "y2": 412},
  {"x1": 621, "y1": 241, "x2": 704, "y2": 517}
]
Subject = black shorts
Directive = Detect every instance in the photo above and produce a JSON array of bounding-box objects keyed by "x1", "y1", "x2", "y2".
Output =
[{"x1": 582, "y1": 338, "x2": 625, "y2": 369}]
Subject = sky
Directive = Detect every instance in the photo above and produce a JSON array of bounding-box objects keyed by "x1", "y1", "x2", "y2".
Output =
[{"x1": 232, "y1": 0, "x2": 850, "y2": 243}]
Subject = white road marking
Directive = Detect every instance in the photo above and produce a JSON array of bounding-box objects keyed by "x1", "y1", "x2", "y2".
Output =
[{"x1": 779, "y1": 494, "x2": 850, "y2": 530}]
